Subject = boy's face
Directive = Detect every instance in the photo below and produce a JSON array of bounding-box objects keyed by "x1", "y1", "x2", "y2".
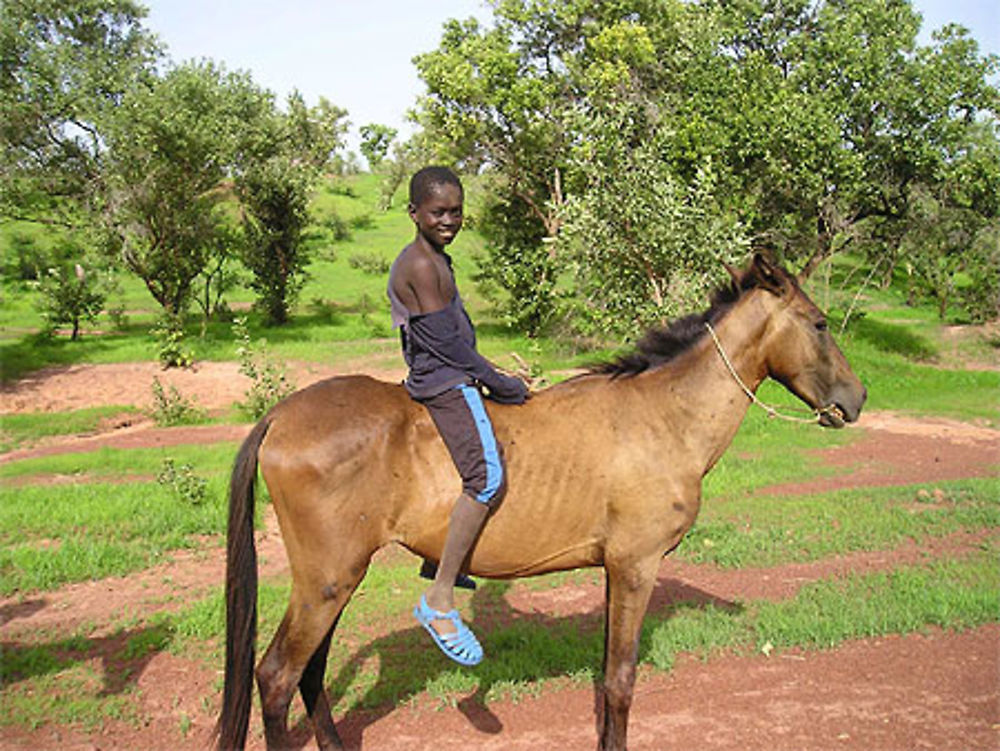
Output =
[{"x1": 409, "y1": 183, "x2": 463, "y2": 249}]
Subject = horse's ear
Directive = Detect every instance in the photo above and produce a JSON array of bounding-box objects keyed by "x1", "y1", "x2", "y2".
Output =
[
  {"x1": 751, "y1": 252, "x2": 788, "y2": 295},
  {"x1": 721, "y1": 260, "x2": 742, "y2": 291}
]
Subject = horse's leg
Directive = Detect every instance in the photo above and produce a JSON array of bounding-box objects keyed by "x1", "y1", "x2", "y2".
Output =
[
  {"x1": 257, "y1": 579, "x2": 359, "y2": 750},
  {"x1": 599, "y1": 556, "x2": 660, "y2": 751},
  {"x1": 298, "y1": 617, "x2": 342, "y2": 751}
]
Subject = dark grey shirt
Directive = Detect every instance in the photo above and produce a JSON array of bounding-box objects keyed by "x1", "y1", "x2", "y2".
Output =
[{"x1": 387, "y1": 250, "x2": 527, "y2": 403}]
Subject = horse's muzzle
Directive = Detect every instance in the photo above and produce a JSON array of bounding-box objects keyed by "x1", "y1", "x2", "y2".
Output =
[{"x1": 819, "y1": 383, "x2": 867, "y2": 428}]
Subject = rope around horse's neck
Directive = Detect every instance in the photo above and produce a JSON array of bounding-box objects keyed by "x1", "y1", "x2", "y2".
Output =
[{"x1": 704, "y1": 322, "x2": 825, "y2": 425}]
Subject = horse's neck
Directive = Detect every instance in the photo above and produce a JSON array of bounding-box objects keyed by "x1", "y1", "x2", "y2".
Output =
[{"x1": 639, "y1": 295, "x2": 771, "y2": 476}]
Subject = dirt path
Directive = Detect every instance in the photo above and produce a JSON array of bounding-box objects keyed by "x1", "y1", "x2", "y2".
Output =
[{"x1": 1, "y1": 362, "x2": 998, "y2": 751}]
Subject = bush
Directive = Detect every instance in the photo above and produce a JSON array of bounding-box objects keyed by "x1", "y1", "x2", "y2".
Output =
[
  {"x1": 157, "y1": 457, "x2": 208, "y2": 505},
  {"x1": 2, "y1": 231, "x2": 46, "y2": 281},
  {"x1": 232, "y1": 316, "x2": 295, "y2": 418},
  {"x1": 151, "y1": 314, "x2": 194, "y2": 369},
  {"x1": 149, "y1": 377, "x2": 205, "y2": 426},
  {"x1": 35, "y1": 262, "x2": 110, "y2": 340},
  {"x1": 348, "y1": 251, "x2": 390, "y2": 276}
]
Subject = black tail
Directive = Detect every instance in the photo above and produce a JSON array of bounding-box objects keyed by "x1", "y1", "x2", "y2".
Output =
[{"x1": 215, "y1": 416, "x2": 272, "y2": 750}]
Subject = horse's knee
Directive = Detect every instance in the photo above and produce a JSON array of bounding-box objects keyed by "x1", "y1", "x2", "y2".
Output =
[
  {"x1": 256, "y1": 663, "x2": 292, "y2": 718},
  {"x1": 603, "y1": 659, "x2": 637, "y2": 711}
]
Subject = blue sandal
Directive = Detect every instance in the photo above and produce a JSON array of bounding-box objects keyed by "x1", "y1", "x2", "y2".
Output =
[{"x1": 414, "y1": 595, "x2": 483, "y2": 666}]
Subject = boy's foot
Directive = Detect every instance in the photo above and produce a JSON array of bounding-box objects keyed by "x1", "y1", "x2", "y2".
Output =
[{"x1": 414, "y1": 595, "x2": 483, "y2": 666}]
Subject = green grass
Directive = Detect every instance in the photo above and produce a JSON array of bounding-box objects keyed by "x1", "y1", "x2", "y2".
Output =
[
  {"x1": 0, "y1": 405, "x2": 142, "y2": 453},
  {"x1": 750, "y1": 552, "x2": 999, "y2": 650},
  {"x1": 5, "y1": 550, "x2": 993, "y2": 728},
  {"x1": 645, "y1": 549, "x2": 997, "y2": 672},
  {"x1": 3, "y1": 173, "x2": 997, "y2": 426},
  {"x1": 2, "y1": 174, "x2": 998, "y2": 730},
  {"x1": 842, "y1": 334, "x2": 1000, "y2": 424},
  {"x1": 0, "y1": 441, "x2": 240, "y2": 481},
  {"x1": 0, "y1": 476, "x2": 232, "y2": 594},
  {"x1": 702, "y1": 395, "x2": 859, "y2": 499},
  {"x1": 683, "y1": 477, "x2": 1000, "y2": 568}
]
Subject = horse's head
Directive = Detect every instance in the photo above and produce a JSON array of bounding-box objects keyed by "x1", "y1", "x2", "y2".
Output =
[{"x1": 744, "y1": 253, "x2": 866, "y2": 427}]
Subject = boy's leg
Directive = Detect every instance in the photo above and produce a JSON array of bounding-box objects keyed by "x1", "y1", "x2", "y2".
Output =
[
  {"x1": 417, "y1": 384, "x2": 504, "y2": 653},
  {"x1": 422, "y1": 492, "x2": 489, "y2": 636}
]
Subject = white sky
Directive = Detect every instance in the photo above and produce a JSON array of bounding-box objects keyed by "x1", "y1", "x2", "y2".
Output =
[{"x1": 142, "y1": 0, "x2": 999, "y2": 158}]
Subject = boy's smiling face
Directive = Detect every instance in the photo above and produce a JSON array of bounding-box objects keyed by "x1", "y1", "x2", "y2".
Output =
[{"x1": 409, "y1": 183, "x2": 464, "y2": 250}]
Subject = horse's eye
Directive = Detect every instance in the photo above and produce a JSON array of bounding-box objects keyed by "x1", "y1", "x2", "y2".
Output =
[{"x1": 815, "y1": 320, "x2": 828, "y2": 332}]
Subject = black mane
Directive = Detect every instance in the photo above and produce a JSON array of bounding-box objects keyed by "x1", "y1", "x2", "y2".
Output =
[{"x1": 589, "y1": 269, "x2": 765, "y2": 378}]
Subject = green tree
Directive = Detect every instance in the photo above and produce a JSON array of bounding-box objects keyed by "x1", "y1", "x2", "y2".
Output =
[
  {"x1": 35, "y1": 256, "x2": 111, "y2": 340},
  {"x1": 235, "y1": 92, "x2": 348, "y2": 325},
  {"x1": 100, "y1": 61, "x2": 269, "y2": 316},
  {"x1": 711, "y1": 0, "x2": 1000, "y2": 280},
  {"x1": 414, "y1": 0, "x2": 1000, "y2": 334},
  {"x1": 0, "y1": 0, "x2": 160, "y2": 225},
  {"x1": 412, "y1": 5, "x2": 587, "y2": 332},
  {"x1": 359, "y1": 123, "x2": 397, "y2": 170}
]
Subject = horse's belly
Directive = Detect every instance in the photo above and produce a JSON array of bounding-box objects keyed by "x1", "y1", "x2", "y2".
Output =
[{"x1": 463, "y1": 485, "x2": 607, "y2": 577}]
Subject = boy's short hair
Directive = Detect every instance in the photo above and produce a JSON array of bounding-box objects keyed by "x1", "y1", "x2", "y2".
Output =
[{"x1": 409, "y1": 166, "x2": 463, "y2": 207}]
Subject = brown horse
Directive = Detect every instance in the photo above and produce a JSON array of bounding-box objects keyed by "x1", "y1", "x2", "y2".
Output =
[{"x1": 215, "y1": 253, "x2": 866, "y2": 751}]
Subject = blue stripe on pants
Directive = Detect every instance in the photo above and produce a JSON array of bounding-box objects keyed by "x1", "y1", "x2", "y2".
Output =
[{"x1": 457, "y1": 384, "x2": 503, "y2": 503}]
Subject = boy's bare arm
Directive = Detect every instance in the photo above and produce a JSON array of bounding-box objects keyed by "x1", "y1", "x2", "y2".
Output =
[{"x1": 393, "y1": 250, "x2": 454, "y2": 315}]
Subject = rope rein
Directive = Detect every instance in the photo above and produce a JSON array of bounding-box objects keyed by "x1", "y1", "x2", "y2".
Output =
[{"x1": 704, "y1": 322, "x2": 835, "y2": 425}]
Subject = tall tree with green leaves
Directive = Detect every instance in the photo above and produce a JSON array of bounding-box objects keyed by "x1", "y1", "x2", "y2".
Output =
[
  {"x1": 235, "y1": 92, "x2": 348, "y2": 325},
  {"x1": 100, "y1": 61, "x2": 270, "y2": 316},
  {"x1": 359, "y1": 123, "x2": 397, "y2": 170},
  {"x1": 708, "y1": 0, "x2": 1000, "y2": 278},
  {"x1": 414, "y1": 0, "x2": 1000, "y2": 336},
  {"x1": 0, "y1": 0, "x2": 160, "y2": 225}
]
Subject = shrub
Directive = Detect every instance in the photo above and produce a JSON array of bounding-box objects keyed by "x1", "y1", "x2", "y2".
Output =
[
  {"x1": 35, "y1": 263, "x2": 110, "y2": 340},
  {"x1": 2, "y1": 231, "x2": 45, "y2": 281},
  {"x1": 149, "y1": 377, "x2": 205, "y2": 426},
  {"x1": 232, "y1": 316, "x2": 295, "y2": 418},
  {"x1": 151, "y1": 314, "x2": 194, "y2": 369},
  {"x1": 348, "y1": 251, "x2": 390, "y2": 276},
  {"x1": 157, "y1": 457, "x2": 208, "y2": 505}
]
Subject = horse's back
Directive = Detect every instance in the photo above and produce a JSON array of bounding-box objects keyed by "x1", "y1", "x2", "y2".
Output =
[{"x1": 258, "y1": 375, "x2": 454, "y2": 532}]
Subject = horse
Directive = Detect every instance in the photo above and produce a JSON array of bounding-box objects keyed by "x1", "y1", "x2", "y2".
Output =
[{"x1": 215, "y1": 253, "x2": 866, "y2": 751}]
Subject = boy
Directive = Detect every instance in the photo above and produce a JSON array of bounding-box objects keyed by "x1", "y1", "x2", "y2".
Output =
[{"x1": 387, "y1": 166, "x2": 528, "y2": 665}]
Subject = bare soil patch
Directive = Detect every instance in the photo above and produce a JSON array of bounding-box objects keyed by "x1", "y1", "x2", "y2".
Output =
[
  {"x1": 1, "y1": 362, "x2": 998, "y2": 750},
  {"x1": 0, "y1": 359, "x2": 406, "y2": 415}
]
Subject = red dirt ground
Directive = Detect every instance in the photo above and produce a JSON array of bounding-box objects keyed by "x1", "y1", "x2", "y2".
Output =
[{"x1": 1, "y1": 362, "x2": 998, "y2": 751}]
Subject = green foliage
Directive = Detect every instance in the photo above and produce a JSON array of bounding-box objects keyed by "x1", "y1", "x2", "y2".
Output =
[
  {"x1": 347, "y1": 250, "x2": 390, "y2": 276},
  {"x1": 149, "y1": 377, "x2": 204, "y2": 427},
  {"x1": 1, "y1": 230, "x2": 47, "y2": 280},
  {"x1": 359, "y1": 123, "x2": 398, "y2": 170},
  {"x1": 102, "y1": 61, "x2": 269, "y2": 316},
  {"x1": 0, "y1": 0, "x2": 161, "y2": 225},
  {"x1": 232, "y1": 316, "x2": 295, "y2": 418},
  {"x1": 150, "y1": 314, "x2": 193, "y2": 369},
  {"x1": 414, "y1": 0, "x2": 1000, "y2": 333},
  {"x1": 239, "y1": 157, "x2": 313, "y2": 325},
  {"x1": 237, "y1": 93, "x2": 349, "y2": 325},
  {"x1": 559, "y1": 144, "x2": 746, "y2": 337},
  {"x1": 473, "y1": 188, "x2": 560, "y2": 336},
  {"x1": 34, "y1": 261, "x2": 111, "y2": 340},
  {"x1": 956, "y1": 223, "x2": 1000, "y2": 323},
  {"x1": 156, "y1": 457, "x2": 208, "y2": 505}
]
